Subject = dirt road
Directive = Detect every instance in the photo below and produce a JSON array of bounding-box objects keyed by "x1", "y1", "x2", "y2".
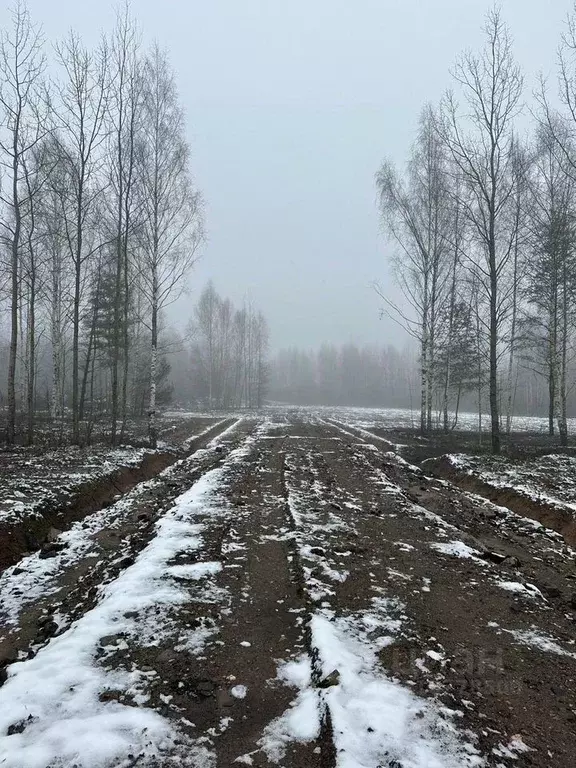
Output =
[{"x1": 1, "y1": 413, "x2": 575, "y2": 767}]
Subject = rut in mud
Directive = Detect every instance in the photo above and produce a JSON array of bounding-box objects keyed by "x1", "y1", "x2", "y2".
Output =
[
  {"x1": 0, "y1": 418, "x2": 233, "y2": 572},
  {"x1": 424, "y1": 453, "x2": 576, "y2": 547},
  {"x1": 1, "y1": 412, "x2": 575, "y2": 768}
]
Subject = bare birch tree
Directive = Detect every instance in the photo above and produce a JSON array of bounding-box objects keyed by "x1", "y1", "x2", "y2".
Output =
[
  {"x1": 188, "y1": 284, "x2": 269, "y2": 409},
  {"x1": 19, "y1": 136, "x2": 55, "y2": 443},
  {"x1": 437, "y1": 8, "x2": 523, "y2": 453},
  {"x1": 106, "y1": 5, "x2": 141, "y2": 443},
  {"x1": 38, "y1": 136, "x2": 73, "y2": 428},
  {"x1": 521, "y1": 120, "x2": 576, "y2": 445},
  {"x1": 0, "y1": 0, "x2": 46, "y2": 444},
  {"x1": 137, "y1": 44, "x2": 203, "y2": 446},
  {"x1": 54, "y1": 31, "x2": 109, "y2": 444},
  {"x1": 191, "y1": 281, "x2": 218, "y2": 409},
  {"x1": 503, "y1": 138, "x2": 529, "y2": 435},
  {"x1": 377, "y1": 105, "x2": 452, "y2": 434}
]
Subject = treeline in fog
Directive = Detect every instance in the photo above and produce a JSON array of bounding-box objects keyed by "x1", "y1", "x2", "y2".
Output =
[
  {"x1": 184, "y1": 283, "x2": 269, "y2": 410},
  {"x1": 377, "y1": 7, "x2": 576, "y2": 452},
  {"x1": 0, "y1": 4, "x2": 202, "y2": 446},
  {"x1": 268, "y1": 345, "x2": 415, "y2": 408},
  {"x1": 265, "y1": 342, "x2": 576, "y2": 420}
]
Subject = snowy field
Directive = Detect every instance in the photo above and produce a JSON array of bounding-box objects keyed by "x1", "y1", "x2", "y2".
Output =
[
  {"x1": 168, "y1": 406, "x2": 574, "y2": 434},
  {"x1": 292, "y1": 405, "x2": 576, "y2": 434},
  {"x1": 0, "y1": 446, "x2": 151, "y2": 525},
  {"x1": 0, "y1": 416, "x2": 221, "y2": 527}
]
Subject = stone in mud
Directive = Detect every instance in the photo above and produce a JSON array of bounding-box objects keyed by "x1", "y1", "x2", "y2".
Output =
[
  {"x1": 39, "y1": 541, "x2": 66, "y2": 559},
  {"x1": 195, "y1": 679, "x2": 217, "y2": 697},
  {"x1": 318, "y1": 669, "x2": 340, "y2": 688},
  {"x1": 7, "y1": 716, "x2": 33, "y2": 735},
  {"x1": 99, "y1": 634, "x2": 123, "y2": 647},
  {"x1": 46, "y1": 527, "x2": 62, "y2": 542},
  {"x1": 36, "y1": 620, "x2": 58, "y2": 640},
  {"x1": 98, "y1": 689, "x2": 122, "y2": 702},
  {"x1": 481, "y1": 551, "x2": 508, "y2": 564}
]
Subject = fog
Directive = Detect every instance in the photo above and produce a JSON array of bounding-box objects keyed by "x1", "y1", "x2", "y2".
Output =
[
  {"x1": 10, "y1": 0, "x2": 565, "y2": 350},
  {"x1": 0, "y1": 0, "x2": 574, "y2": 449},
  {"x1": 1, "y1": 7, "x2": 576, "y2": 756}
]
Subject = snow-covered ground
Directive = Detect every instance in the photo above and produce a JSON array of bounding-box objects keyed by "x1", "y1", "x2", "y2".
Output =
[
  {"x1": 260, "y1": 603, "x2": 484, "y2": 768},
  {"x1": 0, "y1": 417, "x2": 223, "y2": 527},
  {"x1": 0, "y1": 421, "x2": 251, "y2": 768},
  {"x1": 2, "y1": 411, "x2": 576, "y2": 767},
  {"x1": 263, "y1": 444, "x2": 487, "y2": 768},
  {"x1": 0, "y1": 446, "x2": 151, "y2": 525},
  {"x1": 0, "y1": 421, "x2": 236, "y2": 631},
  {"x1": 445, "y1": 453, "x2": 576, "y2": 514},
  {"x1": 167, "y1": 404, "x2": 576, "y2": 435}
]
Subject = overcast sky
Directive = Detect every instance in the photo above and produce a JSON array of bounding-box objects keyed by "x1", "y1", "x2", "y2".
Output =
[{"x1": 7, "y1": 0, "x2": 569, "y2": 350}]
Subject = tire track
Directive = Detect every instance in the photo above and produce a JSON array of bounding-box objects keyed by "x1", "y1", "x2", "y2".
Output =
[
  {"x1": 0, "y1": 421, "x2": 262, "y2": 767},
  {"x1": 317, "y1": 417, "x2": 576, "y2": 766},
  {"x1": 277, "y1": 426, "x2": 486, "y2": 768},
  {"x1": 0, "y1": 418, "x2": 249, "y2": 684}
]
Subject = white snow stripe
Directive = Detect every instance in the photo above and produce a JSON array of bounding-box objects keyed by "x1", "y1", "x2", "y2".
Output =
[{"x1": 0, "y1": 432, "x2": 256, "y2": 768}]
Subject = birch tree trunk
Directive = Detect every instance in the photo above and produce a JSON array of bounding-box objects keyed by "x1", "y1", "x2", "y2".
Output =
[
  {"x1": 148, "y1": 272, "x2": 158, "y2": 448},
  {"x1": 438, "y1": 9, "x2": 522, "y2": 454},
  {"x1": 0, "y1": 5, "x2": 46, "y2": 444},
  {"x1": 505, "y1": 211, "x2": 520, "y2": 436},
  {"x1": 137, "y1": 44, "x2": 203, "y2": 446}
]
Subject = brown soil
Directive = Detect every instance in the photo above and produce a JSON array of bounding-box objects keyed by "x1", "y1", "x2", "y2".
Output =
[
  {"x1": 0, "y1": 417, "x2": 247, "y2": 682},
  {"x1": 306, "y1": 421, "x2": 576, "y2": 766},
  {"x1": 0, "y1": 417, "x2": 231, "y2": 572},
  {"x1": 3, "y1": 415, "x2": 576, "y2": 767},
  {"x1": 424, "y1": 454, "x2": 576, "y2": 547}
]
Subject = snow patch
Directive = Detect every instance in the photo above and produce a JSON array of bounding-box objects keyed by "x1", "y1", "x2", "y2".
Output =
[
  {"x1": 430, "y1": 540, "x2": 486, "y2": 563},
  {"x1": 310, "y1": 612, "x2": 483, "y2": 768},
  {"x1": 502, "y1": 627, "x2": 576, "y2": 658},
  {"x1": 0, "y1": 435, "x2": 255, "y2": 768},
  {"x1": 494, "y1": 580, "x2": 544, "y2": 599}
]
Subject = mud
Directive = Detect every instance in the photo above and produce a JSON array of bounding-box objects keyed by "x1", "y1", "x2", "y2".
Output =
[
  {"x1": 3, "y1": 414, "x2": 576, "y2": 767},
  {"x1": 425, "y1": 454, "x2": 576, "y2": 547},
  {"x1": 0, "y1": 418, "x2": 232, "y2": 573}
]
